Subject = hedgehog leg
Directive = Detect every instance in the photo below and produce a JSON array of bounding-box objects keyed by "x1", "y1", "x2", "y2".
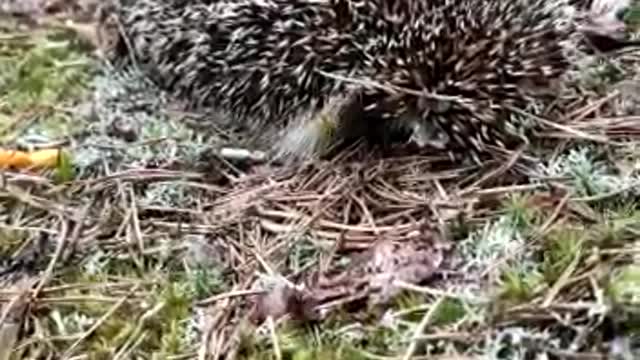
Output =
[
  {"x1": 326, "y1": 93, "x2": 415, "y2": 156},
  {"x1": 358, "y1": 115, "x2": 412, "y2": 152},
  {"x1": 271, "y1": 90, "x2": 417, "y2": 162},
  {"x1": 271, "y1": 92, "x2": 369, "y2": 163},
  {"x1": 363, "y1": 108, "x2": 452, "y2": 155}
]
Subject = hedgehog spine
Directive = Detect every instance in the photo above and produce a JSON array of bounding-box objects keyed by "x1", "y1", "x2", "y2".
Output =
[{"x1": 99, "y1": 0, "x2": 583, "y2": 162}]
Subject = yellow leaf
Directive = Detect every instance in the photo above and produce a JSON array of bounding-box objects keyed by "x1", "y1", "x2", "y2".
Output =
[
  {"x1": 27, "y1": 149, "x2": 61, "y2": 168},
  {"x1": 0, "y1": 148, "x2": 62, "y2": 169},
  {"x1": 0, "y1": 150, "x2": 32, "y2": 169}
]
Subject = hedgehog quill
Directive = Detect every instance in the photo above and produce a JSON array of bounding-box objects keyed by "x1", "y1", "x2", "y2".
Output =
[{"x1": 98, "y1": 0, "x2": 585, "y2": 164}]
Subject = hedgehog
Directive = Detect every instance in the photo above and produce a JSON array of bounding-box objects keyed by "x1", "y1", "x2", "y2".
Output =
[{"x1": 97, "y1": 0, "x2": 585, "y2": 164}]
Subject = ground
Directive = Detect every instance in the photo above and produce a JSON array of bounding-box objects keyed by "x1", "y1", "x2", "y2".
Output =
[{"x1": 1, "y1": 1, "x2": 640, "y2": 360}]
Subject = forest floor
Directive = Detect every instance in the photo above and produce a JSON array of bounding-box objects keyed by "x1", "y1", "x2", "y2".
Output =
[{"x1": 1, "y1": 1, "x2": 640, "y2": 360}]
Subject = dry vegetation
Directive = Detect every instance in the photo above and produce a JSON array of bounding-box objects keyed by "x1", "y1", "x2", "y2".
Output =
[{"x1": 1, "y1": 1, "x2": 640, "y2": 359}]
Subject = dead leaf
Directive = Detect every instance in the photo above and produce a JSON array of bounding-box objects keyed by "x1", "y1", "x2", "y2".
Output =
[
  {"x1": 309, "y1": 227, "x2": 450, "y2": 310},
  {"x1": 365, "y1": 236, "x2": 447, "y2": 304}
]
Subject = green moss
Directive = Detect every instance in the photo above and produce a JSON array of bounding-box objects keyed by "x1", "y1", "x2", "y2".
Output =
[
  {"x1": 236, "y1": 318, "x2": 406, "y2": 360},
  {"x1": 498, "y1": 266, "x2": 543, "y2": 304},
  {"x1": 0, "y1": 35, "x2": 93, "y2": 111},
  {"x1": 588, "y1": 208, "x2": 640, "y2": 249},
  {"x1": 607, "y1": 265, "x2": 640, "y2": 306},
  {"x1": 392, "y1": 292, "x2": 426, "y2": 322},
  {"x1": 156, "y1": 282, "x2": 193, "y2": 321},
  {"x1": 431, "y1": 298, "x2": 468, "y2": 327},
  {"x1": 186, "y1": 266, "x2": 228, "y2": 300},
  {"x1": 73, "y1": 282, "x2": 194, "y2": 357},
  {"x1": 54, "y1": 148, "x2": 76, "y2": 183},
  {"x1": 0, "y1": 28, "x2": 95, "y2": 143},
  {"x1": 501, "y1": 193, "x2": 542, "y2": 231},
  {"x1": 39, "y1": 250, "x2": 208, "y2": 357},
  {"x1": 88, "y1": 315, "x2": 136, "y2": 357},
  {"x1": 541, "y1": 227, "x2": 583, "y2": 284}
]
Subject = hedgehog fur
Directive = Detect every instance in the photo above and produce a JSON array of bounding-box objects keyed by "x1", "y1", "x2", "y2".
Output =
[{"x1": 98, "y1": 0, "x2": 585, "y2": 163}]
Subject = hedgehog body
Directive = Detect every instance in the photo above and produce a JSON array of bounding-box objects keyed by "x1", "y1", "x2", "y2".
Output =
[{"x1": 101, "y1": 0, "x2": 581, "y2": 162}]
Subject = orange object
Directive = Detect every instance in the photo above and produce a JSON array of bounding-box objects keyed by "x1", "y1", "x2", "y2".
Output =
[
  {"x1": 0, "y1": 148, "x2": 62, "y2": 169},
  {"x1": 26, "y1": 149, "x2": 62, "y2": 168}
]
